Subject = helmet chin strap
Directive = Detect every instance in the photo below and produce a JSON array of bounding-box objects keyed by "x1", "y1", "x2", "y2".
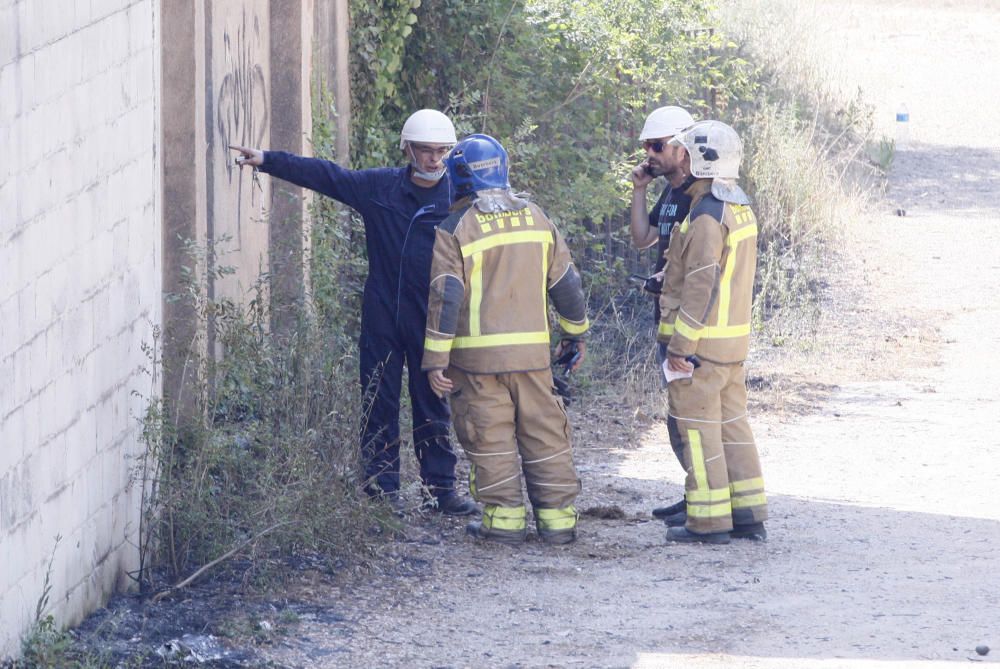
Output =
[{"x1": 407, "y1": 144, "x2": 446, "y2": 181}]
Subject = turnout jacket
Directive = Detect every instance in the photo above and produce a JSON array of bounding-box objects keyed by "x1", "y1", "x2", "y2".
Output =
[
  {"x1": 657, "y1": 179, "x2": 758, "y2": 364},
  {"x1": 422, "y1": 200, "x2": 589, "y2": 374}
]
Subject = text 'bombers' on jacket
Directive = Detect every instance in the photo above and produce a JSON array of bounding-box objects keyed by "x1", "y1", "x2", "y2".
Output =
[{"x1": 422, "y1": 201, "x2": 589, "y2": 374}]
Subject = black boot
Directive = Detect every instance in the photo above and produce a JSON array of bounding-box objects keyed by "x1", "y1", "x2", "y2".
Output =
[
  {"x1": 651, "y1": 498, "x2": 686, "y2": 519},
  {"x1": 426, "y1": 491, "x2": 478, "y2": 516},
  {"x1": 662, "y1": 510, "x2": 686, "y2": 527},
  {"x1": 538, "y1": 527, "x2": 577, "y2": 545},
  {"x1": 731, "y1": 522, "x2": 767, "y2": 541},
  {"x1": 465, "y1": 521, "x2": 526, "y2": 545},
  {"x1": 665, "y1": 526, "x2": 730, "y2": 544}
]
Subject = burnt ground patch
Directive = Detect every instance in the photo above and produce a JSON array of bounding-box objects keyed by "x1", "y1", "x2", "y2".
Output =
[{"x1": 64, "y1": 560, "x2": 353, "y2": 668}]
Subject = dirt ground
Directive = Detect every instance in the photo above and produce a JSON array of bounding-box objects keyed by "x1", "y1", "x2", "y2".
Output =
[{"x1": 67, "y1": 2, "x2": 1000, "y2": 667}]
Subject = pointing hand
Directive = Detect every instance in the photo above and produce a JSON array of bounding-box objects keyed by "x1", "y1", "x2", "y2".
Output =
[{"x1": 229, "y1": 145, "x2": 264, "y2": 167}]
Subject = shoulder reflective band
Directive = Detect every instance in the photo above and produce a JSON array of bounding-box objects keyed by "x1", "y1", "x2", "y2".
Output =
[{"x1": 460, "y1": 230, "x2": 553, "y2": 258}]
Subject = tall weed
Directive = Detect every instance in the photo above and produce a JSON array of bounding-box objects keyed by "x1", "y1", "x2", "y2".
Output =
[{"x1": 137, "y1": 263, "x2": 379, "y2": 588}]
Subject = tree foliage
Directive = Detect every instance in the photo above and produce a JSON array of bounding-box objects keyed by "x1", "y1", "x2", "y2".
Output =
[
  {"x1": 352, "y1": 1, "x2": 755, "y2": 217},
  {"x1": 342, "y1": 0, "x2": 762, "y2": 313},
  {"x1": 330, "y1": 0, "x2": 875, "y2": 372}
]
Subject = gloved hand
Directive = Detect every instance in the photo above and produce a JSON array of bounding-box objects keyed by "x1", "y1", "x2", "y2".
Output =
[{"x1": 553, "y1": 339, "x2": 584, "y2": 374}]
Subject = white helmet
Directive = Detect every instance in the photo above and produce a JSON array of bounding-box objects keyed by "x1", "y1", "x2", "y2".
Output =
[
  {"x1": 669, "y1": 120, "x2": 742, "y2": 179},
  {"x1": 399, "y1": 109, "x2": 457, "y2": 149},
  {"x1": 639, "y1": 106, "x2": 695, "y2": 141}
]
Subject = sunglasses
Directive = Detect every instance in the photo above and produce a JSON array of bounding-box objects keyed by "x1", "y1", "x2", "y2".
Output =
[{"x1": 643, "y1": 139, "x2": 668, "y2": 153}]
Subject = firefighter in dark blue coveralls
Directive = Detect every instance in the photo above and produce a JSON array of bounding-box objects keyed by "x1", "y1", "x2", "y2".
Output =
[
  {"x1": 229, "y1": 110, "x2": 477, "y2": 515},
  {"x1": 628, "y1": 106, "x2": 696, "y2": 525}
]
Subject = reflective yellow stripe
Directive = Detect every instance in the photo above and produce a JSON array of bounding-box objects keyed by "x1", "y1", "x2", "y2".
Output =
[
  {"x1": 687, "y1": 486, "x2": 731, "y2": 503},
  {"x1": 536, "y1": 506, "x2": 577, "y2": 531},
  {"x1": 541, "y1": 241, "x2": 550, "y2": 325},
  {"x1": 689, "y1": 429, "x2": 709, "y2": 491},
  {"x1": 675, "y1": 319, "x2": 751, "y2": 342},
  {"x1": 718, "y1": 249, "x2": 735, "y2": 329},
  {"x1": 731, "y1": 477, "x2": 764, "y2": 493},
  {"x1": 680, "y1": 215, "x2": 689, "y2": 233},
  {"x1": 424, "y1": 337, "x2": 454, "y2": 352},
  {"x1": 469, "y1": 464, "x2": 478, "y2": 499},
  {"x1": 658, "y1": 322, "x2": 675, "y2": 337},
  {"x1": 687, "y1": 430, "x2": 733, "y2": 518},
  {"x1": 470, "y1": 252, "x2": 483, "y2": 336},
  {"x1": 558, "y1": 317, "x2": 589, "y2": 335},
  {"x1": 728, "y1": 222, "x2": 757, "y2": 244},
  {"x1": 483, "y1": 504, "x2": 526, "y2": 531},
  {"x1": 687, "y1": 502, "x2": 732, "y2": 518},
  {"x1": 731, "y1": 492, "x2": 767, "y2": 509},
  {"x1": 452, "y1": 331, "x2": 551, "y2": 349},
  {"x1": 460, "y1": 230, "x2": 553, "y2": 257},
  {"x1": 718, "y1": 222, "x2": 758, "y2": 327}
]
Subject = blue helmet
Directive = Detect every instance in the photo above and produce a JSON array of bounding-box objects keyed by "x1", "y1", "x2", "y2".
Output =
[{"x1": 444, "y1": 134, "x2": 510, "y2": 203}]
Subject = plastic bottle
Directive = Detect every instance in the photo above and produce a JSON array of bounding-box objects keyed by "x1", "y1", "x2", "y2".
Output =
[{"x1": 895, "y1": 103, "x2": 910, "y2": 148}]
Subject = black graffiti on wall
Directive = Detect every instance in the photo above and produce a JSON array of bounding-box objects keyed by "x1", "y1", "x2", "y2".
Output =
[{"x1": 217, "y1": 8, "x2": 268, "y2": 234}]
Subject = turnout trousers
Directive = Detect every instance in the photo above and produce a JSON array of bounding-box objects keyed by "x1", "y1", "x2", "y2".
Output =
[
  {"x1": 658, "y1": 343, "x2": 688, "y2": 469},
  {"x1": 667, "y1": 359, "x2": 768, "y2": 534},
  {"x1": 359, "y1": 314, "x2": 457, "y2": 497},
  {"x1": 448, "y1": 367, "x2": 581, "y2": 535}
]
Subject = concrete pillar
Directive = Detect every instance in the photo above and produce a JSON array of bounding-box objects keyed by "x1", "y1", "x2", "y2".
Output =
[
  {"x1": 161, "y1": 0, "x2": 320, "y2": 405},
  {"x1": 161, "y1": 1, "x2": 208, "y2": 421},
  {"x1": 269, "y1": 0, "x2": 314, "y2": 334},
  {"x1": 207, "y1": 1, "x2": 272, "y2": 320}
]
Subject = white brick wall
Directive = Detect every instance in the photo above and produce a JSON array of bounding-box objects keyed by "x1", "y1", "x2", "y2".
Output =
[{"x1": 0, "y1": 0, "x2": 160, "y2": 657}]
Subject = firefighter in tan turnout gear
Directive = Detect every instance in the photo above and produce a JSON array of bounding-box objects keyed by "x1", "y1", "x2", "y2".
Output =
[
  {"x1": 657, "y1": 120, "x2": 768, "y2": 544},
  {"x1": 423, "y1": 134, "x2": 589, "y2": 545}
]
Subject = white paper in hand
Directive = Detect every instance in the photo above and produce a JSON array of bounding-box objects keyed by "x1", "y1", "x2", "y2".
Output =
[{"x1": 662, "y1": 358, "x2": 693, "y2": 384}]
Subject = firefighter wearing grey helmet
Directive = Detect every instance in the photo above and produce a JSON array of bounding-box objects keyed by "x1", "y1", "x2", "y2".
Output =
[
  {"x1": 657, "y1": 119, "x2": 768, "y2": 544},
  {"x1": 668, "y1": 120, "x2": 750, "y2": 205}
]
